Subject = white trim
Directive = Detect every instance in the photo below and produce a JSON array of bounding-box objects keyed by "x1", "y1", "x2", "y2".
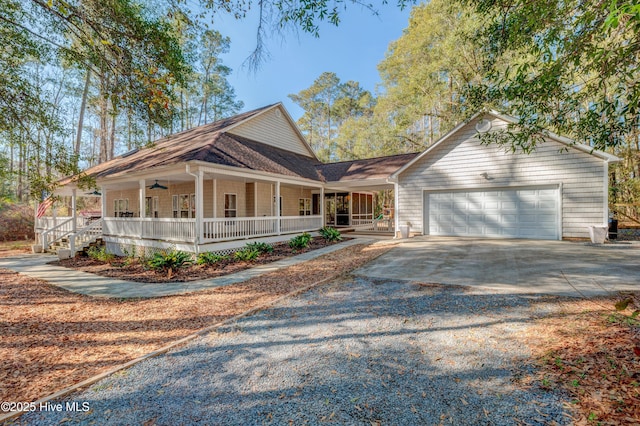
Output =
[
  {"x1": 394, "y1": 181, "x2": 399, "y2": 237},
  {"x1": 558, "y1": 183, "x2": 563, "y2": 240},
  {"x1": 193, "y1": 162, "x2": 323, "y2": 188},
  {"x1": 275, "y1": 181, "x2": 281, "y2": 234},
  {"x1": 391, "y1": 111, "x2": 621, "y2": 179}
]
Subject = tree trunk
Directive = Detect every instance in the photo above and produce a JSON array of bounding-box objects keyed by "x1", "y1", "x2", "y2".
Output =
[{"x1": 75, "y1": 70, "x2": 91, "y2": 158}]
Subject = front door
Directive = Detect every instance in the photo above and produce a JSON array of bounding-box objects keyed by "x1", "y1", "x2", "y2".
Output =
[
  {"x1": 325, "y1": 196, "x2": 335, "y2": 226},
  {"x1": 336, "y1": 193, "x2": 350, "y2": 226}
]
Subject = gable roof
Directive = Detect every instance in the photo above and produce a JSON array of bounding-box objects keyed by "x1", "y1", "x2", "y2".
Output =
[
  {"x1": 75, "y1": 104, "x2": 324, "y2": 182},
  {"x1": 317, "y1": 152, "x2": 420, "y2": 182},
  {"x1": 391, "y1": 110, "x2": 621, "y2": 179}
]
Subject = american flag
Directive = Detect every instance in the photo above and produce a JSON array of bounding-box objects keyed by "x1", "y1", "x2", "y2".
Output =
[{"x1": 36, "y1": 197, "x2": 54, "y2": 218}]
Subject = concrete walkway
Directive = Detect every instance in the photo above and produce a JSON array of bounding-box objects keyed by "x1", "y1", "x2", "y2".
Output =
[
  {"x1": 355, "y1": 236, "x2": 640, "y2": 297},
  {"x1": 0, "y1": 238, "x2": 369, "y2": 298}
]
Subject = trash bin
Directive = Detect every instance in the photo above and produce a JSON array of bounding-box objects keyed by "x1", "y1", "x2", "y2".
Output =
[
  {"x1": 399, "y1": 225, "x2": 410, "y2": 239},
  {"x1": 588, "y1": 225, "x2": 607, "y2": 244},
  {"x1": 608, "y1": 218, "x2": 618, "y2": 240}
]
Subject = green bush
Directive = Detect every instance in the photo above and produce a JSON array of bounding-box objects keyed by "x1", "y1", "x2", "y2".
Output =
[
  {"x1": 234, "y1": 247, "x2": 260, "y2": 261},
  {"x1": 147, "y1": 250, "x2": 193, "y2": 277},
  {"x1": 196, "y1": 252, "x2": 229, "y2": 265},
  {"x1": 319, "y1": 226, "x2": 342, "y2": 242},
  {"x1": 289, "y1": 232, "x2": 312, "y2": 249},
  {"x1": 245, "y1": 242, "x2": 274, "y2": 254},
  {"x1": 87, "y1": 246, "x2": 115, "y2": 262}
]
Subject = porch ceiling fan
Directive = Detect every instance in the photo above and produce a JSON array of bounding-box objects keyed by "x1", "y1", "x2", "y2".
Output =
[
  {"x1": 85, "y1": 190, "x2": 102, "y2": 196},
  {"x1": 148, "y1": 179, "x2": 168, "y2": 190}
]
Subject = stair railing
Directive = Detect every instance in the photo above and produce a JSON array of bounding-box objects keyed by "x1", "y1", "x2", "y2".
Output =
[
  {"x1": 40, "y1": 218, "x2": 74, "y2": 251},
  {"x1": 69, "y1": 219, "x2": 103, "y2": 254}
]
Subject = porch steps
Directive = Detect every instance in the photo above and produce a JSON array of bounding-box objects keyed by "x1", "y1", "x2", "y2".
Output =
[{"x1": 47, "y1": 237, "x2": 104, "y2": 256}]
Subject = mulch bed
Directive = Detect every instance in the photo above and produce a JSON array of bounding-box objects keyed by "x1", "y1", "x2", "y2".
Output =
[
  {"x1": 520, "y1": 295, "x2": 640, "y2": 425},
  {"x1": 54, "y1": 237, "x2": 345, "y2": 283},
  {"x1": 0, "y1": 242, "x2": 393, "y2": 411}
]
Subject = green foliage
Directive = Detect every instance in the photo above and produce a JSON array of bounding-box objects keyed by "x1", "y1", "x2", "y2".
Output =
[
  {"x1": 196, "y1": 251, "x2": 229, "y2": 265},
  {"x1": 289, "y1": 232, "x2": 312, "y2": 249},
  {"x1": 464, "y1": 0, "x2": 640, "y2": 152},
  {"x1": 245, "y1": 242, "x2": 274, "y2": 254},
  {"x1": 289, "y1": 72, "x2": 376, "y2": 161},
  {"x1": 319, "y1": 226, "x2": 342, "y2": 242},
  {"x1": 147, "y1": 250, "x2": 193, "y2": 275},
  {"x1": 233, "y1": 247, "x2": 260, "y2": 262},
  {"x1": 376, "y1": 0, "x2": 486, "y2": 150},
  {"x1": 87, "y1": 246, "x2": 115, "y2": 263}
]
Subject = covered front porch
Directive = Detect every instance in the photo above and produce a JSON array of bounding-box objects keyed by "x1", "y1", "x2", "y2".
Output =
[{"x1": 37, "y1": 162, "x2": 397, "y2": 255}]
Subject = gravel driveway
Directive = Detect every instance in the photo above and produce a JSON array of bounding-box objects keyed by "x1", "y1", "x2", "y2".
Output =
[{"x1": 18, "y1": 277, "x2": 570, "y2": 425}]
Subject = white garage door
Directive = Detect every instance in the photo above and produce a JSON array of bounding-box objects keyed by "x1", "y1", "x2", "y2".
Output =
[{"x1": 425, "y1": 186, "x2": 559, "y2": 240}]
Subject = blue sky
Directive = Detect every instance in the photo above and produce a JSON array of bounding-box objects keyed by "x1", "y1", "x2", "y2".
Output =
[{"x1": 212, "y1": 4, "x2": 413, "y2": 120}]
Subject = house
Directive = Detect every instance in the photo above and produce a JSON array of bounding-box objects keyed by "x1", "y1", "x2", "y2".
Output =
[
  {"x1": 36, "y1": 104, "x2": 618, "y2": 255},
  {"x1": 391, "y1": 111, "x2": 620, "y2": 240}
]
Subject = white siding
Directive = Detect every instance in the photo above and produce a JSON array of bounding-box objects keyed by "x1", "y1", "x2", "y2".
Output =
[
  {"x1": 228, "y1": 106, "x2": 315, "y2": 157},
  {"x1": 398, "y1": 117, "x2": 608, "y2": 239}
]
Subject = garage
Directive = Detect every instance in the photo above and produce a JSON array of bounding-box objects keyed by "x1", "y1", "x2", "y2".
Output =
[{"x1": 425, "y1": 186, "x2": 560, "y2": 240}]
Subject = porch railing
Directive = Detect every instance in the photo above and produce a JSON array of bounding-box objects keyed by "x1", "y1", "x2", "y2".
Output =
[
  {"x1": 103, "y1": 217, "x2": 196, "y2": 243},
  {"x1": 352, "y1": 217, "x2": 394, "y2": 233},
  {"x1": 202, "y1": 215, "x2": 323, "y2": 243},
  {"x1": 88, "y1": 215, "x2": 323, "y2": 245}
]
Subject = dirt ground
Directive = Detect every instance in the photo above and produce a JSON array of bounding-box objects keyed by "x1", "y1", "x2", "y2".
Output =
[
  {"x1": 0, "y1": 241, "x2": 31, "y2": 258},
  {"x1": 0, "y1": 242, "x2": 393, "y2": 410},
  {"x1": 521, "y1": 296, "x2": 640, "y2": 425},
  {"x1": 1, "y1": 240, "x2": 638, "y2": 424}
]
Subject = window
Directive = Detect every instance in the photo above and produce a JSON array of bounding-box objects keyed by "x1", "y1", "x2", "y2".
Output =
[
  {"x1": 172, "y1": 195, "x2": 179, "y2": 218},
  {"x1": 299, "y1": 198, "x2": 311, "y2": 216},
  {"x1": 145, "y1": 196, "x2": 159, "y2": 218},
  {"x1": 190, "y1": 193, "x2": 196, "y2": 217},
  {"x1": 224, "y1": 193, "x2": 237, "y2": 218},
  {"x1": 114, "y1": 198, "x2": 129, "y2": 216},
  {"x1": 179, "y1": 194, "x2": 190, "y2": 218}
]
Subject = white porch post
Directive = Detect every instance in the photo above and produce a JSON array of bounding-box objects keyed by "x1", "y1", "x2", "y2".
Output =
[
  {"x1": 139, "y1": 179, "x2": 146, "y2": 218},
  {"x1": 394, "y1": 182, "x2": 400, "y2": 238},
  {"x1": 70, "y1": 189, "x2": 77, "y2": 254},
  {"x1": 139, "y1": 179, "x2": 146, "y2": 239},
  {"x1": 71, "y1": 189, "x2": 77, "y2": 233},
  {"x1": 101, "y1": 186, "x2": 107, "y2": 218},
  {"x1": 320, "y1": 186, "x2": 325, "y2": 226},
  {"x1": 275, "y1": 181, "x2": 281, "y2": 235},
  {"x1": 212, "y1": 178, "x2": 217, "y2": 218},
  {"x1": 254, "y1": 181, "x2": 258, "y2": 217},
  {"x1": 195, "y1": 170, "x2": 204, "y2": 249}
]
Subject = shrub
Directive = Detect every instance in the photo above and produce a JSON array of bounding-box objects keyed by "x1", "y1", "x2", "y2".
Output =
[
  {"x1": 0, "y1": 201, "x2": 34, "y2": 241},
  {"x1": 233, "y1": 247, "x2": 260, "y2": 261},
  {"x1": 289, "y1": 232, "x2": 312, "y2": 249},
  {"x1": 319, "y1": 226, "x2": 342, "y2": 242},
  {"x1": 86, "y1": 246, "x2": 115, "y2": 263},
  {"x1": 245, "y1": 242, "x2": 274, "y2": 254},
  {"x1": 196, "y1": 252, "x2": 229, "y2": 266},
  {"x1": 147, "y1": 250, "x2": 193, "y2": 277}
]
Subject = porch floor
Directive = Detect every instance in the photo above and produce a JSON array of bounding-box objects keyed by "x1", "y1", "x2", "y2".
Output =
[{"x1": 0, "y1": 238, "x2": 376, "y2": 298}]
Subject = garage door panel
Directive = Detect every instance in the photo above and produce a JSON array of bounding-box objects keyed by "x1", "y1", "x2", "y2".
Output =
[{"x1": 426, "y1": 187, "x2": 559, "y2": 240}]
